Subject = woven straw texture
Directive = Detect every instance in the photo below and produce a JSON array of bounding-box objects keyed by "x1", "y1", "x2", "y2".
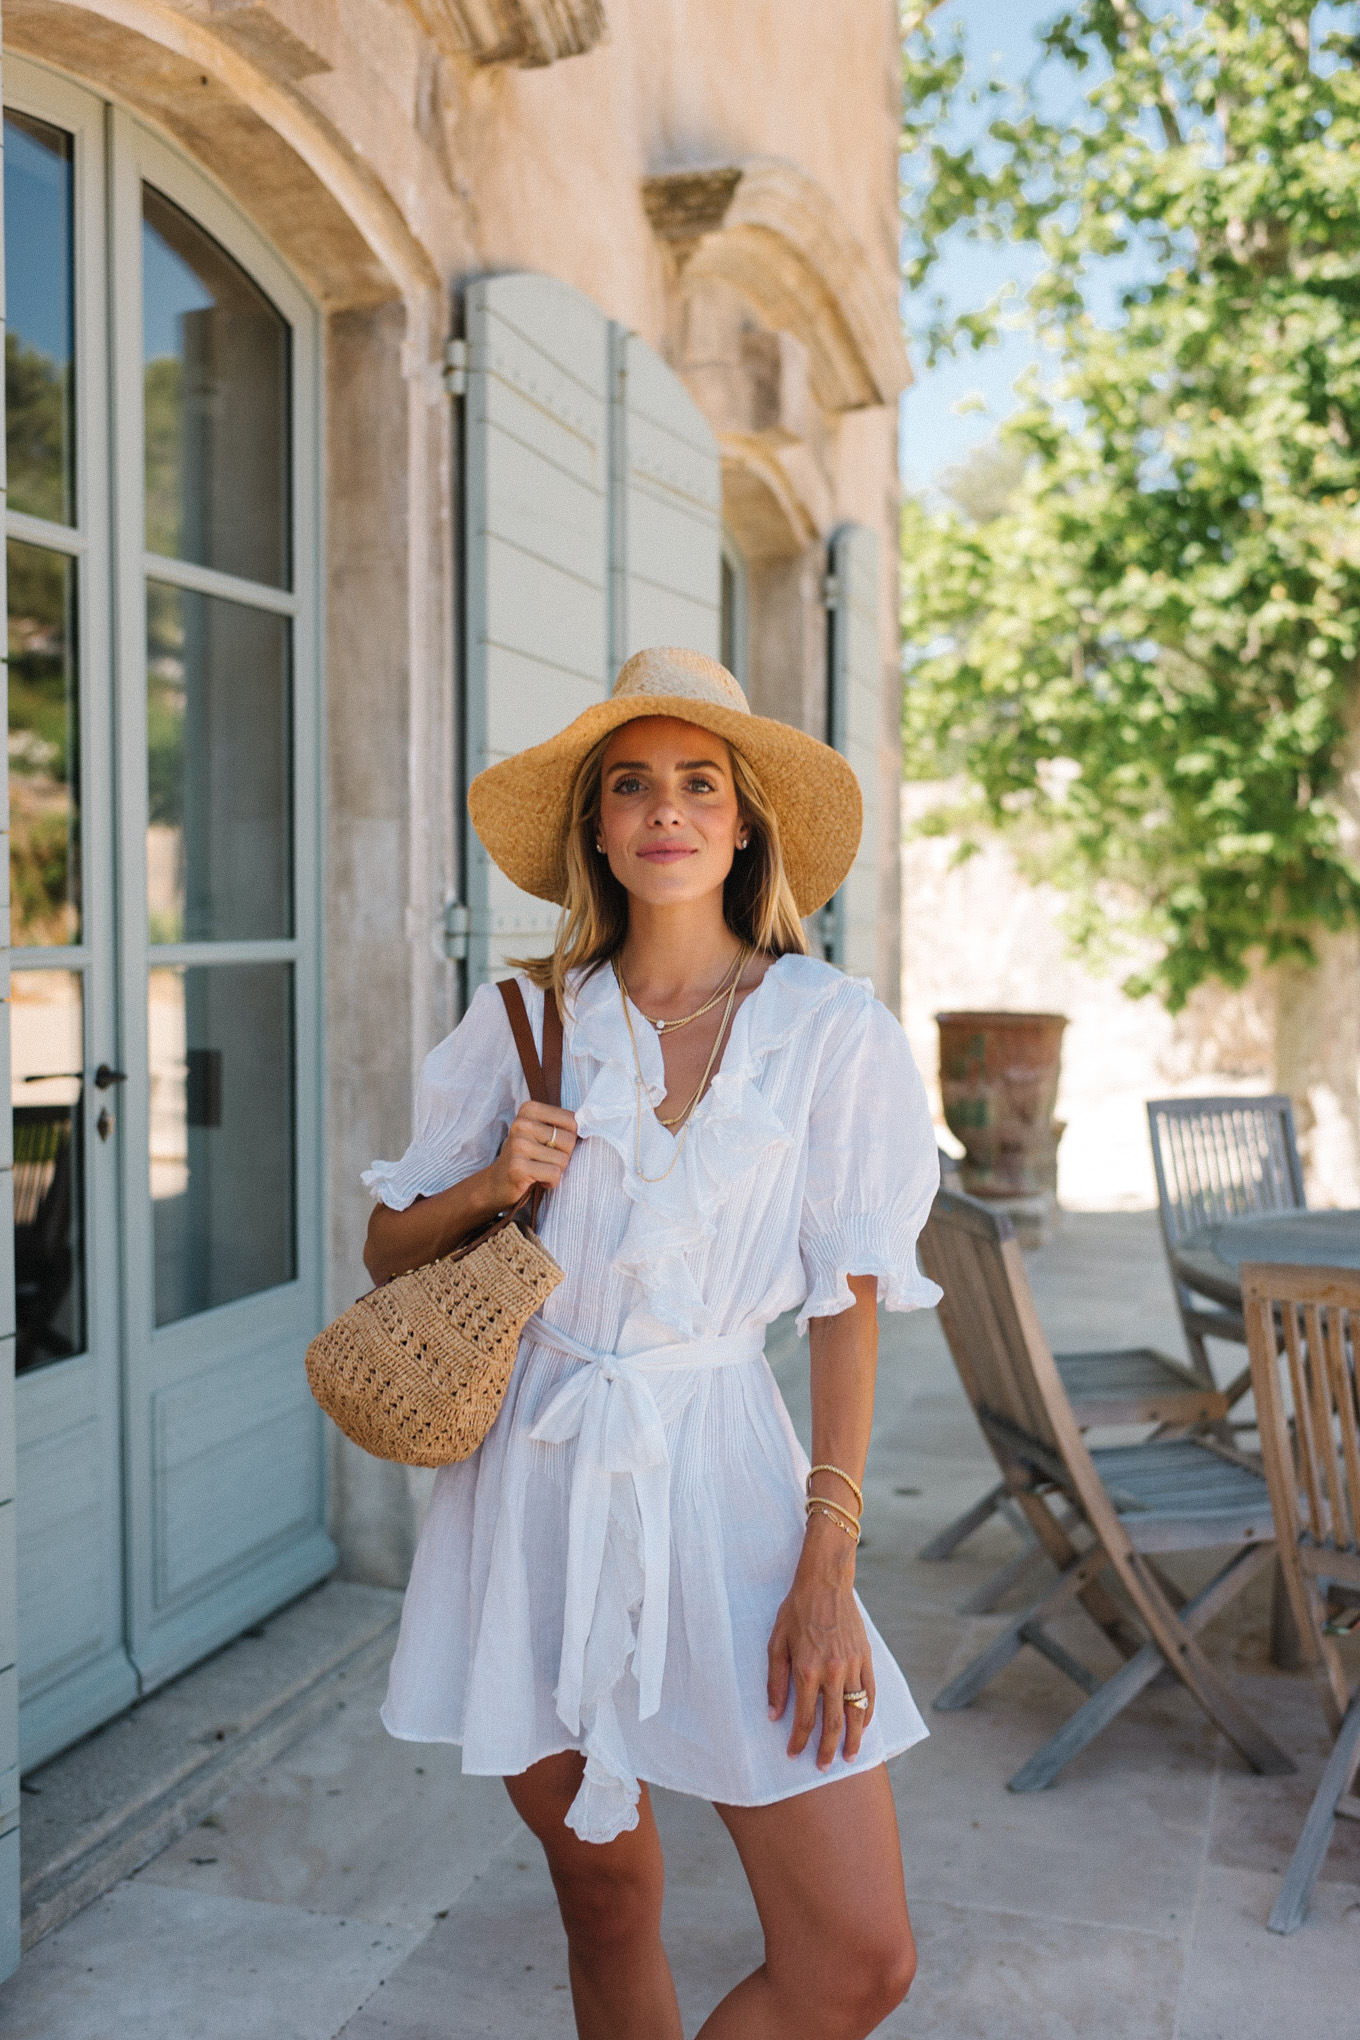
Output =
[
  {"x1": 306, "y1": 1220, "x2": 564, "y2": 1467},
  {"x1": 467, "y1": 646, "x2": 862, "y2": 918}
]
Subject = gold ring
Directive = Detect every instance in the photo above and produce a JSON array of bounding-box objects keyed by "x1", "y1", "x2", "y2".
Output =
[
  {"x1": 547, "y1": 1127, "x2": 558, "y2": 1150},
  {"x1": 844, "y1": 1689, "x2": 869, "y2": 1710}
]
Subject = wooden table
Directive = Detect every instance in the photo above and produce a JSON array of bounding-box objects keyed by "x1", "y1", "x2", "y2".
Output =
[{"x1": 1174, "y1": 1209, "x2": 1360, "y2": 1312}]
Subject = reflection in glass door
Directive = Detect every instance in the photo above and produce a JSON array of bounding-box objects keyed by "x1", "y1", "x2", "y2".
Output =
[
  {"x1": 5, "y1": 63, "x2": 329, "y2": 1768},
  {"x1": 5, "y1": 80, "x2": 136, "y2": 1762},
  {"x1": 139, "y1": 188, "x2": 298, "y2": 1331},
  {"x1": 112, "y1": 108, "x2": 330, "y2": 1702}
]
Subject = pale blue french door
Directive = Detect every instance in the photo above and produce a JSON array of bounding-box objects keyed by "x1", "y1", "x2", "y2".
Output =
[{"x1": 5, "y1": 60, "x2": 330, "y2": 1769}]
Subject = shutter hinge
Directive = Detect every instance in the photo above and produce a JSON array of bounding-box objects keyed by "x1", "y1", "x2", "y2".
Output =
[
  {"x1": 443, "y1": 338, "x2": 468, "y2": 398},
  {"x1": 444, "y1": 901, "x2": 471, "y2": 959},
  {"x1": 821, "y1": 573, "x2": 842, "y2": 609}
]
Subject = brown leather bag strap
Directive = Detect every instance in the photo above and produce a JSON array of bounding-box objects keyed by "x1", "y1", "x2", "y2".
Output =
[
  {"x1": 497, "y1": 979, "x2": 563, "y2": 1232},
  {"x1": 541, "y1": 986, "x2": 563, "y2": 1107},
  {"x1": 497, "y1": 977, "x2": 562, "y2": 1108}
]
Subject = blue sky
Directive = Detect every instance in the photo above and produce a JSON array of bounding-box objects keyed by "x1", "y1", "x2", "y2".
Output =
[{"x1": 898, "y1": 0, "x2": 1069, "y2": 495}]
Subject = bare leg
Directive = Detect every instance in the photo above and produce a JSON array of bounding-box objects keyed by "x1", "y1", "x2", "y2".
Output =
[
  {"x1": 504, "y1": 1752, "x2": 683, "y2": 2040},
  {"x1": 699, "y1": 1766, "x2": 914, "y2": 2040}
]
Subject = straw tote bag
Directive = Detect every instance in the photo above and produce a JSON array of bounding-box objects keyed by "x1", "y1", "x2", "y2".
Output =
[{"x1": 305, "y1": 980, "x2": 565, "y2": 1466}]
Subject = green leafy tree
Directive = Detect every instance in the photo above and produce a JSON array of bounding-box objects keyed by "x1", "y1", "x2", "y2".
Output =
[
  {"x1": 5, "y1": 332, "x2": 71, "y2": 524},
  {"x1": 900, "y1": 0, "x2": 1360, "y2": 1191}
]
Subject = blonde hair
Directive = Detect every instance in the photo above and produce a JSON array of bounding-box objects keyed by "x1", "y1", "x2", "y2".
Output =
[{"x1": 513, "y1": 728, "x2": 808, "y2": 1011}]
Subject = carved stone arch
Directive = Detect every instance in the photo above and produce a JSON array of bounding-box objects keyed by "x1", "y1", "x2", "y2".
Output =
[
  {"x1": 405, "y1": 0, "x2": 607, "y2": 67},
  {"x1": 719, "y1": 433, "x2": 816, "y2": 563},
  {"x1": 642, "y1": 158, "x2": 910, "y2": 415},
  {"x1": 3, "y1": 0, "x2": 432, "y2": 309}
]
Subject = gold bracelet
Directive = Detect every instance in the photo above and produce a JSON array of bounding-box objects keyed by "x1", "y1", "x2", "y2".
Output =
[
  {"x1": 806, "y1": 1464, "x2": 864, "y2": 1513},
  {"x1": 805, "y1": 1501, "x2": 861, "y2": 1543},
  {"x1": 804, "y1": 1491, "x2": 861, "y2": 1533}
]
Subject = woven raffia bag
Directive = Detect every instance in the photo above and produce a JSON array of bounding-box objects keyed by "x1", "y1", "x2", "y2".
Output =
[{"x1": 305, "y1": 981, "x2": 565, "y2": 1466}]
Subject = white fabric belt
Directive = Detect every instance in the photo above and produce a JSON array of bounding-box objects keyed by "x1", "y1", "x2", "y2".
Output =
[{"x1": 525, "y1": 1319, "x2": 765, "y2": 1733}]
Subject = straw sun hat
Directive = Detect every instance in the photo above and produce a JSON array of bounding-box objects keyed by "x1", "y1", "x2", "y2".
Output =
[{"x1": 468, "y1": 647, "x2": 863, "y2": 918}]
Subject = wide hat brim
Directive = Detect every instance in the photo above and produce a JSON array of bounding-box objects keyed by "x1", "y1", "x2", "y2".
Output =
[{"x1": 468, "y1": 668, "x2": 862, "y2": 919}]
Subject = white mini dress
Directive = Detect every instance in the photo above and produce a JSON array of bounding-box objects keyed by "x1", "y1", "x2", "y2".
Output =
[{"x1": 364, "y1": 954, "x2": 942, "y2": 1844}]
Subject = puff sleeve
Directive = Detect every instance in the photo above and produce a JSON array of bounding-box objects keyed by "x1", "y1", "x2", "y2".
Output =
[
  {"x1": 361, "y1": 979, "x2": 528, "y2": 1211},
  {"x1": 796, "y1": 983, "x2": 942, "y2": 1334}
]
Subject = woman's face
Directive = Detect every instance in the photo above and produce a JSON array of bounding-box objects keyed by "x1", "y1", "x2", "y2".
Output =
[{"x1": 596, "y1": 717, "x2": 746, "y2": 909}]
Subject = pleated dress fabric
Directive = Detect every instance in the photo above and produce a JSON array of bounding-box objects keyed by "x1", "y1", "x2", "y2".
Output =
[{"x1": 364, "y1": 954, "x2": 942, "y2": 1844}]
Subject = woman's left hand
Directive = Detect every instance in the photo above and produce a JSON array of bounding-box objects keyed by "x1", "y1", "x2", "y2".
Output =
[{"x1": 767, "y1": 1515, "x2": 875, "y2": 1770}]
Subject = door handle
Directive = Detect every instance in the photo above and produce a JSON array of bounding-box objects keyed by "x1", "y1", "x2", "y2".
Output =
[{"x1": 94, "y1": 1064, "x2": 128, "y2": 1090}]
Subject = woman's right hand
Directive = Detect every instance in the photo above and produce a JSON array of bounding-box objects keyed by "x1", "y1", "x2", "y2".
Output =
[
  {"x1": 486, "y1": 1100, "x2": 579, "y2": 1210},
  {"x1": 363, "y1": 1101, "x2": 579, "y2": 1285}
]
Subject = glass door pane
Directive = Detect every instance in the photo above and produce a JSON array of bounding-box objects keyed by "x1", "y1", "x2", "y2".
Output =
[
  {"x1": 12, "y1": 972, "x2": 85, "y2": 1371},
  {"x1": 142, "y1": 185, "x2": 290, "y2": 588},
  {"x1": 8, "y1": 537, "x2": 80, "y2": 946},
  {"x1": 4, "y1": 110, "x2": 75, "y2": 526},
  {"x1": 146, "y1": 583, "x2": 292, "y2": 943},
  {"x1": 149, "y1": 962, "x2": 295, "y2": 1325}
]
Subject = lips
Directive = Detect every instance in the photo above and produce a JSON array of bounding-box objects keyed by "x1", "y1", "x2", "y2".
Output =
[{"x1": 636, "y1": 845, "x2": 695, "y2": 863}]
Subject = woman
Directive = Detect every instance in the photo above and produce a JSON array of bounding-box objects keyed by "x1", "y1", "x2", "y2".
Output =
[{"x1": 363, "y1": 648, "x2": 940, "y2": 2039}]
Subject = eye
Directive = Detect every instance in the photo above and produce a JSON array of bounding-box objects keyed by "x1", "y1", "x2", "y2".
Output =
[
  {"x1": 684, "y1": 775, "x2": 718, "y2": 794},
  {"x1": 610, "y1": 774, "x2": 645, "y2": 795}
]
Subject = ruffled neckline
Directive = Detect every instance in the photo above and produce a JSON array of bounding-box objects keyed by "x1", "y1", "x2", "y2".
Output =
[{"x1": 560, "y1": 955, "x2": 858, "y2": 1346}]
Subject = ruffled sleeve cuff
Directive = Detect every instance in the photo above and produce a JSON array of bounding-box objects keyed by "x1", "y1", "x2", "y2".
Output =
[
  {"x1": 361, "y1": 1144, "x2": 460, "y2": 1212},
  {"x1": 797, "y1": 1215, "x2": 943, "y2": 1336}
]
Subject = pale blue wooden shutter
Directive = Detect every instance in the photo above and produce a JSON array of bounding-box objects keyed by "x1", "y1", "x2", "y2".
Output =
[
  {"x1": 826, "y1": 524, "x2": 882, "y2": 983},
  {"x1": 608, "y1": 326, "x2": 720, "y2": 669},
  {"x1": 463, "y1": 274, "x2": 611, "y2": 987}
]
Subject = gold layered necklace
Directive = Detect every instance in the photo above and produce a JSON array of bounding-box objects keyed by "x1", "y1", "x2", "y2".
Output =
[
  {"x1": 616, "y1": 945, "x2": 747, "y2": 1034},
  {"x1": 615, "y1": 952, "x2": 748, "y2": 1183}
]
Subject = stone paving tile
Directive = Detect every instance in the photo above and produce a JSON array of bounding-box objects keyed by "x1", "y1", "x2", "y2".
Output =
[
  {"x1": 336, "y1": 1788, "x2": 764, "y2": 2040},
  {"x1": 881, "y1": 1895, "x2": 1181, "y2": 2040},
  {"x1": 335, "y1": 1842, "x2": 576, "y2": 2039},
  {"x1": 1174, "y1": 1861, "x2": 1360, "y2": 2040},
  {"x1": 0, "y1": 1880, "x2": 424, "y2": 2040},
  {"x1": 138, "y1": 1666, "x2": 520, "y2": 1931},
  {"x1": 651, "y1": 1791, "x2": 765, "y2": 2030}
]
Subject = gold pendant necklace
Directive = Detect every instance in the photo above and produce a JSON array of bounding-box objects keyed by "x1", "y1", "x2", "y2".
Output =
[
  {"x1": 615, "y1": 959, "x2": 745, "y2": 1184},
  {"x1": 616, "y1": 944, "x2": 748, "y2": 1034}
]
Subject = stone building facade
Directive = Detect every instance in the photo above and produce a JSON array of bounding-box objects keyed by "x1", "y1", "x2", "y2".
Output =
[{"x1": 0, "y1": 0, "x2": 906, "y2": 1967}]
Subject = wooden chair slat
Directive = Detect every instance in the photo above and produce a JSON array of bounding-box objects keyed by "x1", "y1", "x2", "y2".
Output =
[
  {"x1": 1243, "y1": 1259, "x2": 1360, "y2": 1931},
  {"x1": 1146, "y1": 1097, "x2": 1304, "y2": 1401},
  {"x1": 1304, "y1": 1300, "x2": 1348, "y2": 1544},
  {"x1": 1325, "y1": 1302, "x2": 1360, "y2": 1551},
  {"x1": 1282, "y1": 1296, "x2": 1327, "y2": 1542}
]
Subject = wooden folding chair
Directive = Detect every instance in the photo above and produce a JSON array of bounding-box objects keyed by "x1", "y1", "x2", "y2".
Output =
[
  {"x1": 919, "y1": 1187, "x2": 1233, "y2": 1613},
  {"x1": 1148, "y1": 1094, "x2": 1305, "y2": 1401},
  {"x1": 919, "y1": 1190, "x2": 1294, "y2": 1790},
  {"x1": 1243, "y1": 1261, "x2": 1360, "y2": 1933}
]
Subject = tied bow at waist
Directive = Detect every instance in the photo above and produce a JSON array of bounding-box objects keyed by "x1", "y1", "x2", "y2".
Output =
[{"x1": 526, "y1": 1321, "x2": 765, "y2": 1732}]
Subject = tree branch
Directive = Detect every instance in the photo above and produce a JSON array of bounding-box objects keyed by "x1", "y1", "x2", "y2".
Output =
[{"x1": 1107, "y1": 0, "x2": 1183, "y2": 149}]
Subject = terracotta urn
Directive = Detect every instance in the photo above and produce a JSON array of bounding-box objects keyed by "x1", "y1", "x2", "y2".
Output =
[{"x1": 935, "y1": 1011, "x2": 1068, "y2": 1201}]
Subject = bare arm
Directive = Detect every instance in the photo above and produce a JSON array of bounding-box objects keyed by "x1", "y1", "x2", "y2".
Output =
[
  {"x1": 363, "y1": 1098, "x2": 579, "y2": 1286},
  {"x1": 767, "y1": 1274, "x2": 879, "y2": 1769}
]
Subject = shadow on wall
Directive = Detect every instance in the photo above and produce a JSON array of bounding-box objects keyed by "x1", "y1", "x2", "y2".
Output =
[{"x1": 900, "y1": 782, "x2": 1272, "y2": 1213}]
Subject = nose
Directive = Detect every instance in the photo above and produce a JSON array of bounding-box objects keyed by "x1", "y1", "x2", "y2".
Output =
[{"x1": 646, "y1": 793, "x2": 685, "y2": 827}]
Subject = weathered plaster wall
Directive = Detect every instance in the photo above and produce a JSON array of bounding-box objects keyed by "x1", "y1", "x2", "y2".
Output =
[{"x1": 13, "y1": 0, "x2": 906, "y2": 1579}]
